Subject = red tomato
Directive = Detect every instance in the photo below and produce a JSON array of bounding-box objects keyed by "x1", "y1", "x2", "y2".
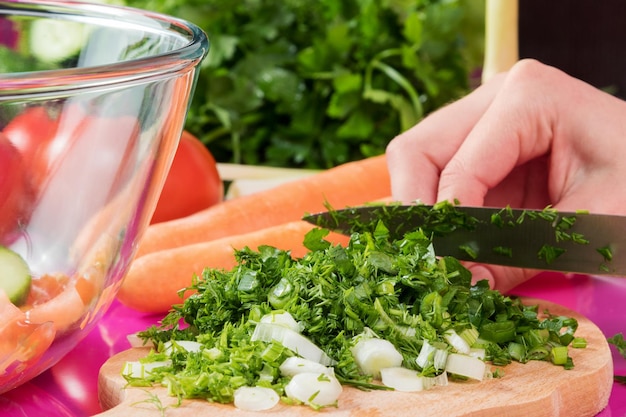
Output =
[
  {"x1": 3, "y1": 106, "x2": 61, "y2": 191},
  {"x1": 150, "y1": 130, "x2": 223, "y2": 224},
  {"x1": 0, "y1": 133, "x2": 34, "y2": 245}
]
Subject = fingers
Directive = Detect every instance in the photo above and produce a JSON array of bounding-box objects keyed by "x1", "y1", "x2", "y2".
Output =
[
  {"x1": 387, "y1": 58, "x2": 626, "y2": 291},
  {"x1": 386, "y1": 73, "x2": 505, "y2": 204},
  {"x1": 466, "y1": 263, "x2": 538, "y2": 293},
  {"x1": 436, "y1": 60, "x2": 562, "y2": 206}
]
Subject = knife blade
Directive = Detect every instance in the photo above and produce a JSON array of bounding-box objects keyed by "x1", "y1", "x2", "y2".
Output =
[{"x1": 303, "y1": 203, "x2": 625, "y2": 276}]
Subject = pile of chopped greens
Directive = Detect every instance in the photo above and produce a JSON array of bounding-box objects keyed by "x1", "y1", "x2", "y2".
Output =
[{"x1": 132, "y1": 218, "x2": 585, "y2": 405}]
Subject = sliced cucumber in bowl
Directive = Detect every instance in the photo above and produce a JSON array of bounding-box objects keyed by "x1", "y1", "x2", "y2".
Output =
[
  {"x1": 28, "y1": 18, "x2": 88, "y2": 64},
  {"x1": 0, "y1": 246, "x2": 31, "y2": 306},
  {"x1": 27, "y1": 0, "x2": 128, "y2": 64}
]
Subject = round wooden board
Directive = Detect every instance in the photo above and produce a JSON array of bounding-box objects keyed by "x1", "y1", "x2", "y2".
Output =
[{"x1": 96, "y1": 299, "x2": 613, "y2": 417}]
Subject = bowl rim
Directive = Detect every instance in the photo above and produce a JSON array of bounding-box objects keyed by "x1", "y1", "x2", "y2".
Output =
[{"x1": 0, "y1": 0, "x2": 209, "y2": 96}]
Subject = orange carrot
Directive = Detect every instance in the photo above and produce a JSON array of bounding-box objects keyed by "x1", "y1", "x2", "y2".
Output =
[
  {"x1": 135, "y1": 154, "x2": 389, "y2": 258},
  {"x1": 26, "y1": 283, "x2": 87, "y2": 333},
  {"x1": 1, "y1": 290, "x2": 56, "y2": 373},
  {"x1": 118, "y1": 220, "x2": 350, "y2": 313}
]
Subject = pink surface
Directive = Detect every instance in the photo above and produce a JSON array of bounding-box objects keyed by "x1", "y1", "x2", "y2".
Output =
[{"x1": 1, "y1": 272, "x2": 625, "y2": 416}]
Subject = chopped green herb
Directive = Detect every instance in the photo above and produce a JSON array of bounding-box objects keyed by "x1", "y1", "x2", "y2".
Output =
[
  {"x1": 537, "y1": 244, "x2": 567, "y2": 264},
  {"x1": 609, "y1": 333, "x2": 626, "y2": 384},
  {"x1": 493, "y1": 246, "x2": 513, "y2": 258},
  {"x1": 597, "y1": 246, "x2": 613, "y2": 262},
  {"x1": 608, "y1": 333, "x2": 626, "y2": 358},
  {"x1": 459, "y1": 243, "x2": 479, "y2": 259},
  {"x1": 570, "y1": 233, "x2": 590, "y2": 245},
  {"x1": 556, "y1": 215, "x2": 577, "y2": 231}
]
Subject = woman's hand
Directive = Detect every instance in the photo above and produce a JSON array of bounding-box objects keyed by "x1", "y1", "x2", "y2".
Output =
[{"x1": 386, "y1": 59, "x2": 626, "y2": 291}]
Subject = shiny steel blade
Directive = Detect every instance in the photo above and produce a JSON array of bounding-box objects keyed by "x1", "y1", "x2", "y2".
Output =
[{"x1": 303, "y1": 204, "x2": 626, "y2": 276}]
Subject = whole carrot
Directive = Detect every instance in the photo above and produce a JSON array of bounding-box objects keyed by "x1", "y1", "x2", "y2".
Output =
[
  {"x1": 135, "y1": 154, "x2": 389, "y2": 258},
  {"x1": 118, "y1": 221, "x2": 350, "y2": 313}
]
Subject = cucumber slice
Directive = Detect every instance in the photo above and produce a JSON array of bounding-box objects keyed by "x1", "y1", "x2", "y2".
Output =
[
  {"x1": 28, "y1": 0, "x2": 127, "y2": 64},
  {"x1": 29, "y1": 18, "x2": 87, "y2": 64},
  {"x1": 0, "y1": 246, "x2": 31, "y2": 306}
]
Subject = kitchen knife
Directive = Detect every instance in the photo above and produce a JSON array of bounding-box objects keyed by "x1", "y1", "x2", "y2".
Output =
[{"x1": 303, "y1": 203, "x2": 625, "y2": 276}]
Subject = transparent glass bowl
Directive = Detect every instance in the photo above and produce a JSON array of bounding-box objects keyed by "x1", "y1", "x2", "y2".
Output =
[{"x1": 0, "y1": 0, "x2": 208, "y2": 393}]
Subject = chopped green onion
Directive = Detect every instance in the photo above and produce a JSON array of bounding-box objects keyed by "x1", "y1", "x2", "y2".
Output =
[
  {"x1": 571, "y1": 337, "x2": 587, "y2": 349},
  {"x1": 279, "y1": 357, "x2": 334, "y2": 377},
  {"x1": 550, "y1": 346, "x2": 569, "y2": 366},
  {"x1": 251, "y1": 322, "x2": 335, "y2": 366},
  {"x1": 445, "y1": 353, "x2": 487, "y2": 381},
  {"x1": 468, "y1": 348, "x2": 486, "y2": 360},
  {"x1": 260, "y1": 310, "x2": 303, "y2": 333},
  {"x1": 122, "y1": 360, "x2": 172, "y2": 379},
  {"x1": 433, "y1": 348, "x2": 449, "y2": 371},
  {"x1": 526, "y1": 346, "x2": 550, "y2": 361},
  {"x1": 415, "y1": 340, "x2": 437, "y2": 369},
  {"x1": 507, "y1": 342, "x2": 526, "y2": 362},
  {"x1": 380, "y1": 367, "x2": 424, "y2": 392},
  {"x1": 459, "y1": 327, "x2": 479, "y2": 347},
  {"x1": 351, "y1": 336, "x2": 403, "y2": 379},
  {"x1": 233, "y1": 386, "x2": 280, "y2": 411},
  {"x1": 163, "y1": 340, "x2": 202, "y2": 355},
  {"x1": 444, "y1": 329, "x2": 470, "y2": 354},
  {"x1": 284, "y1": 372, "x2": 343, "y2": 409},
  {"x1": 480, "y1": 321, "x2": 516, "y2": 344}
]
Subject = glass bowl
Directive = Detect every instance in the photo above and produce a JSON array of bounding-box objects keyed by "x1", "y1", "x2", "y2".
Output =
[{"x1": 0, "y1": 0, "x2": 208, "y2": 393}]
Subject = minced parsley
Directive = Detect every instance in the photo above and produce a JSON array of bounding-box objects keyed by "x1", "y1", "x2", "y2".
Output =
[{"x1": 133, "y1": 217, "x2": 582, "y2": 405}]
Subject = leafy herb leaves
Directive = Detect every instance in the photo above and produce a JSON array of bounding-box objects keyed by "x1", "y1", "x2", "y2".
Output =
[{"x1": 126, "y1": 0, "x2": 484, "y2": 168}]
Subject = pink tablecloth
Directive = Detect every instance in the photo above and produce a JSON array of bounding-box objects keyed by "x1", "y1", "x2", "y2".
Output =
[{"x1": 2, "y1": 272, "x2": 626, "y2": 416}]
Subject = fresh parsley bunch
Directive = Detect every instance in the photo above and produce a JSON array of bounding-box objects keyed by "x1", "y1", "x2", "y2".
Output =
[{"x1": 127, "y1": 0, "x2": 484, "y2": 168}]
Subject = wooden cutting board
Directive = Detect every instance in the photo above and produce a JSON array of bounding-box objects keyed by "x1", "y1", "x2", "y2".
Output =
[{"x1": 97, "y1": 299, "x2": 613, "y2": 417}]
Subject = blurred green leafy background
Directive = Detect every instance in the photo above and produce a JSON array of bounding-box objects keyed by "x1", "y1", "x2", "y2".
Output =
[{"x1": 127, "y1": 0, "x2": 485, "y2": 169}]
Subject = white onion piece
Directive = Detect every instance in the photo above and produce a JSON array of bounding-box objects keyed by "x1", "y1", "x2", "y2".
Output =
[
  {"x1": 163, "y1": 340, "x2": 203, "y2": 355},
  {"x1": 415, "y1": 339, "x2": 436, "y2": 369},
  {"x1": 422, "y1": 372, "x2": 449, "y2": 390},
  {"x1": 122, "y1": 360, "x2": 171, "y2": 378},
  {"x1": 468, "y1": 347, "x2": 486, "y2": 360},
  {"x1": 444, "y1": 329, "x2": 470, "y2": 354},
  {"x1": 380, "y1": 366, "x2": 449, "y2": 392},
  {"x1": 126, "y1": 333, "x2": 154, "y2": 349},
  {"x1": 260, "y1": 311, "x2": 303, "y2": 333},
  {"x1": 284, "y1": 372, "x2": 343, "y2": 407},
  {"x1": 445, "y1": 353, "x2": 487, "y2": 381},
  {"x1": 233, "y1": 386, "x2": 280, "y2": 411},
  {"x1": 380, "y1": 367, "x2": 424, "y2": 392},
  {"x1": 251, "y1": 322, "x2": 336, "y2": 366},
  {"x1": 351, "y1": 337, "x2": 403, "y2": 379},
  {"x1": 279, "y1": 356, "x2": 334, "y2": 377}
]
